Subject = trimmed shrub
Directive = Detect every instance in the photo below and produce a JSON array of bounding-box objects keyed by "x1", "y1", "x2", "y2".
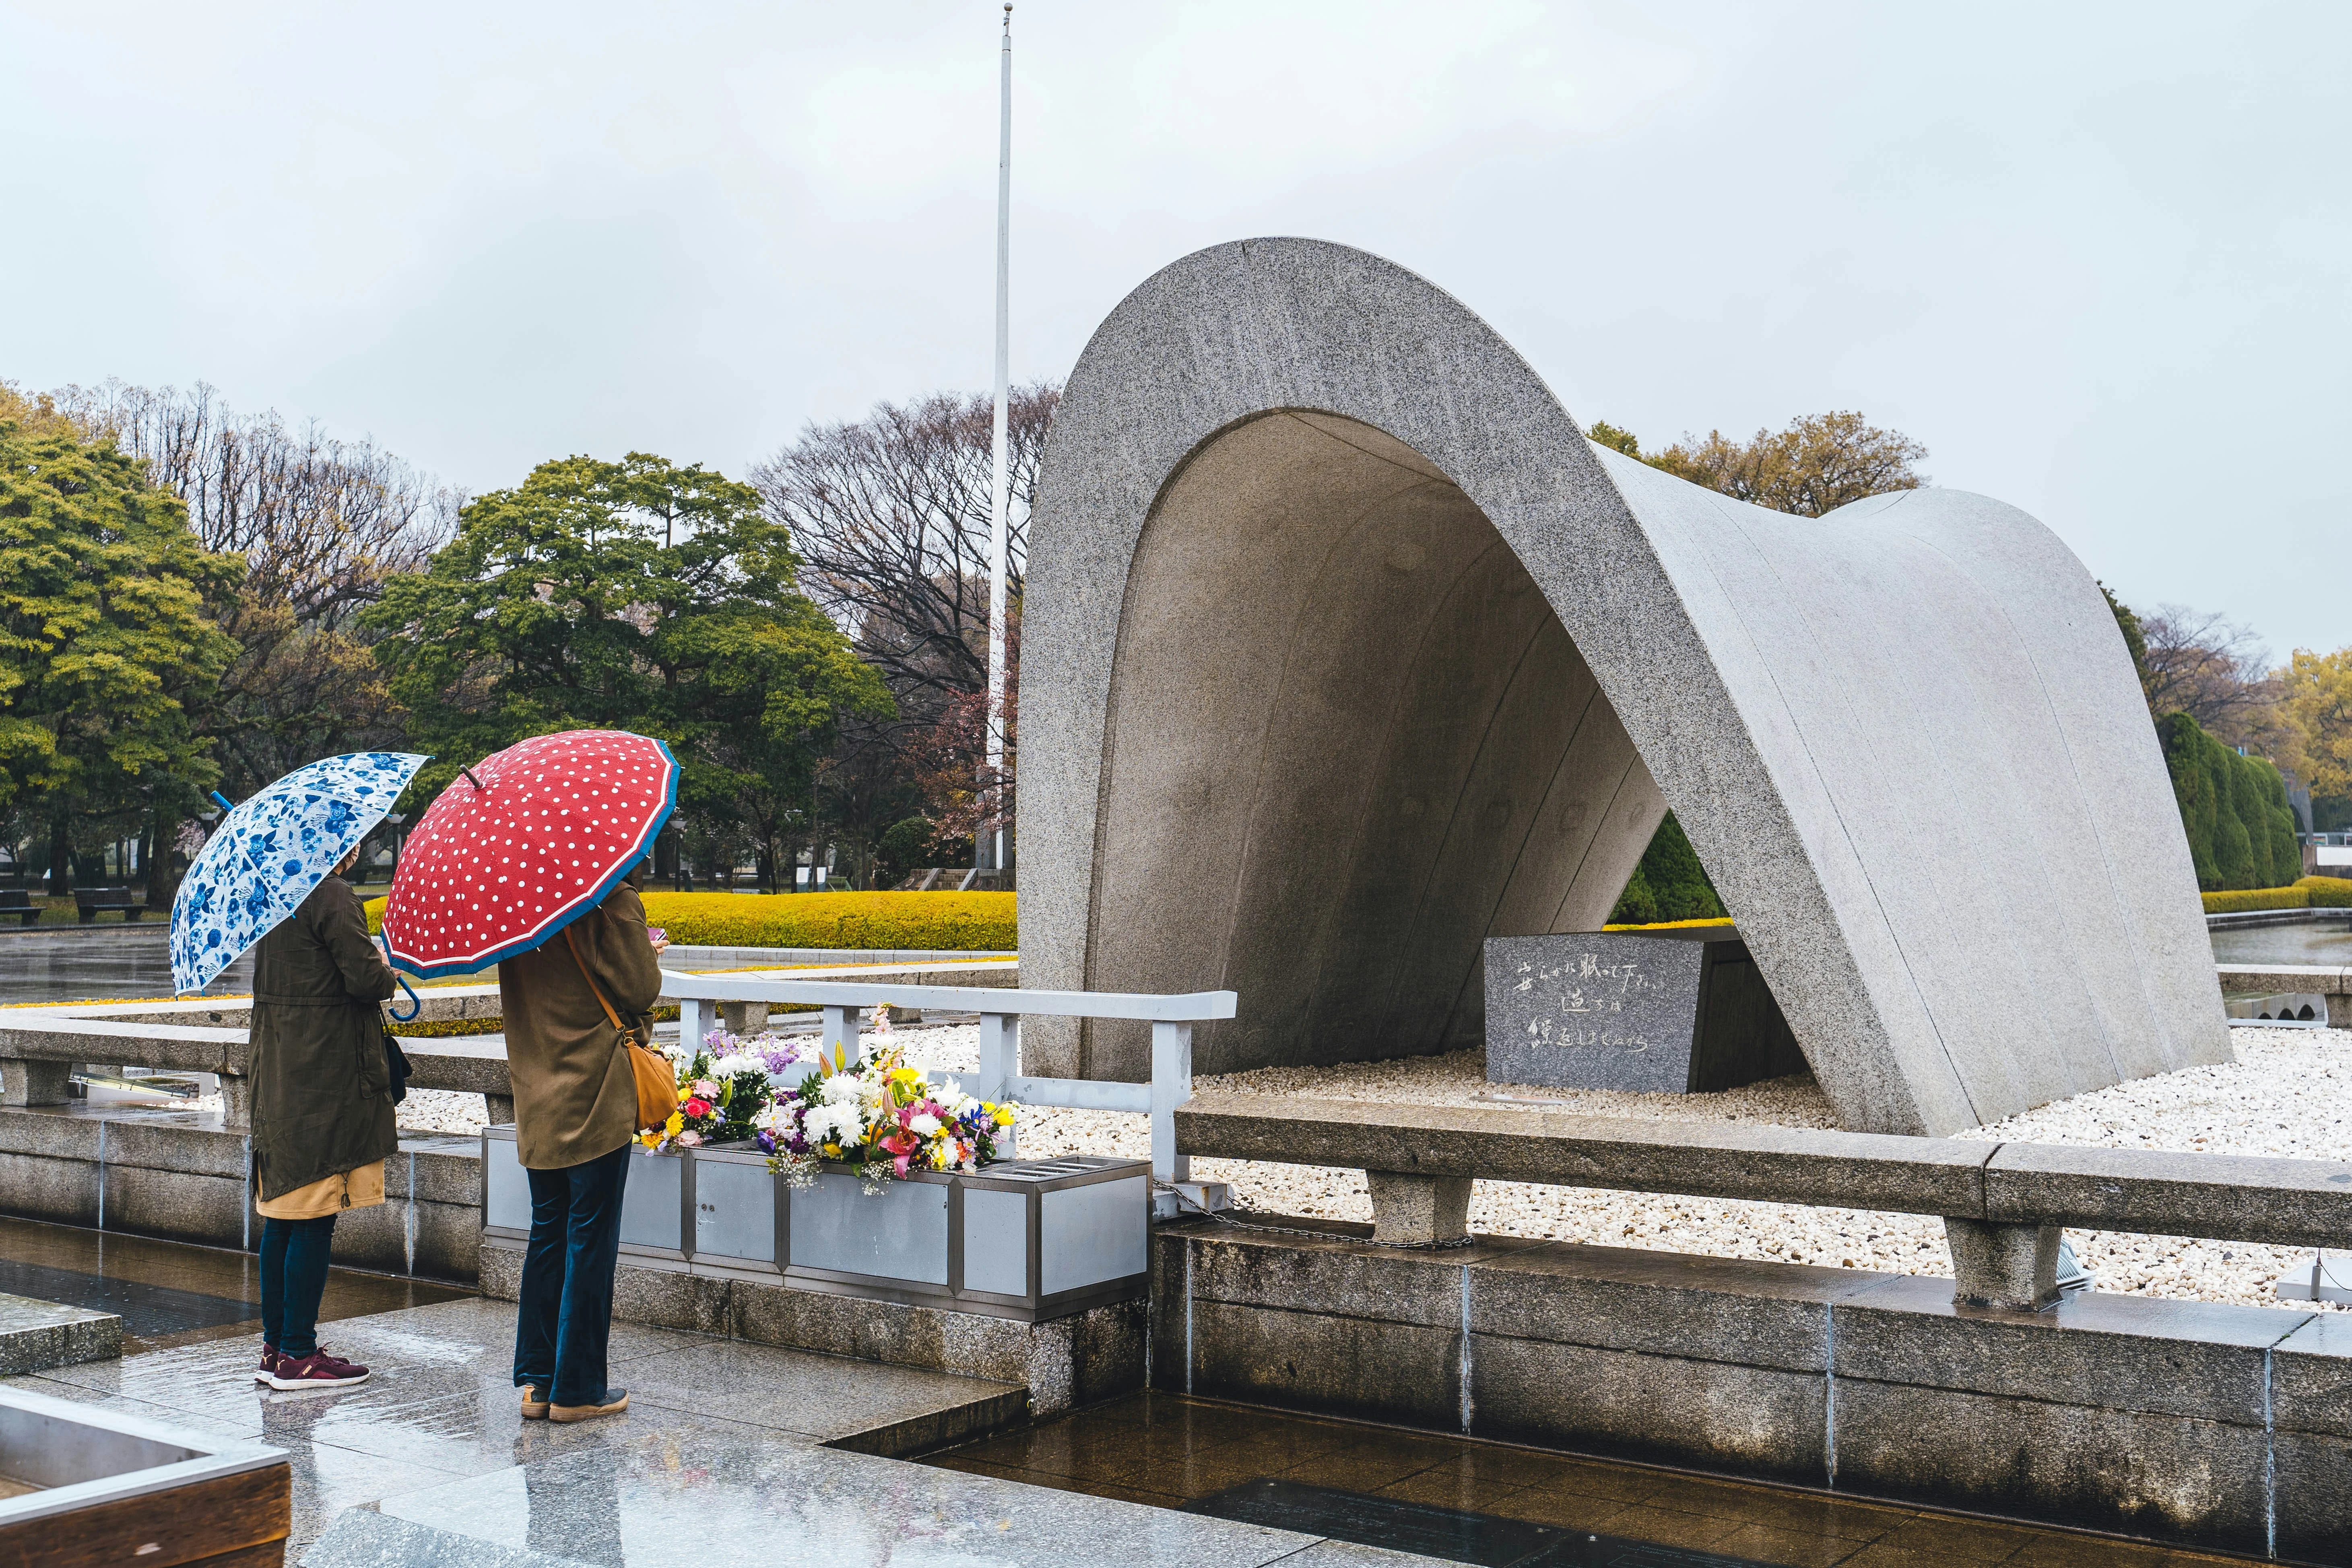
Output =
[
  {"x1": 365, "y1": 891, "x2": 1015, "y2": 950},
  {"x1": 2201, "y1": 887, "x2": 2311, "y2": 914},
  {"x1": 2158, "y1": 711, "x2": 2300, "y2": 891},
  {"x1": 1608, "y1": 812, "x2": 1725, "y2": 926},
  {"x1": 2299, "y1": 876, "x2": 2352, "y2": 908}
]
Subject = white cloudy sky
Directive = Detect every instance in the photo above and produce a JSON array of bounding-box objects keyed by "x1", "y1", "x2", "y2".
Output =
[{"x1": 4, "y1": 1, "x2": 2344, "y2": 654}]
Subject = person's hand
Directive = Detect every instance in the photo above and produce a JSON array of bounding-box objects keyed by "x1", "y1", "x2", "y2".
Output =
[{"x1": 646, "y1": 925, "x2": 671, "y2": 955}]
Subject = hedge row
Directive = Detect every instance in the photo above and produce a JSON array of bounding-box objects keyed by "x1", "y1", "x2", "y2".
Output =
[
  {"x1": 363, "y1": 890, "x2": 1016, "y2": 951},
  {"x1": 1608, "y1": 812, "x2": 1725, "y2": 925},
  {"x1": 2201, "y1": 877, "x2": 2352, "y2": 915},
  {"x1": 2160, "y1": 711, "x2": 2301, "y2": 891}
]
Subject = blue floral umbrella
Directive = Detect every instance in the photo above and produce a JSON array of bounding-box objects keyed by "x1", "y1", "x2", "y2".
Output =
[{"x1": 170, "y1": 752, "x2": 430, "y2": 997}]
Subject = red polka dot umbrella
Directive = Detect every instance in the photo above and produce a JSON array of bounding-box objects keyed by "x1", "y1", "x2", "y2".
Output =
[{"x1": 382, "y1": 729, "x2": 679, "y2": 978}]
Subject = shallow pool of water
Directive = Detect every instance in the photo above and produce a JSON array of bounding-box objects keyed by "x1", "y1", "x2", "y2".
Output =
[
  {"x1": 2210, "y1": 919, "x2": 2352, "y2": 967},
  {"x1": 0, "y1": 929, "x2": 250, "y2": 1006}
]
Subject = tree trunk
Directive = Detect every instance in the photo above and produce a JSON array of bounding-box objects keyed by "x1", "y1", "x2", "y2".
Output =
[
  {"x1": 47, "y1": 816, "x2": 72, "y2": 896},
  {"x1": 144, "y1": 815, "x2": 177, "y2": 908}
]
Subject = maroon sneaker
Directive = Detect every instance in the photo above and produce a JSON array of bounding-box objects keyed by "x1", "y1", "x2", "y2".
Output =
[
  {"x1": 254, "y1": 1345, "x2": 281, "y2": 1384},
  {"x1": 266, "y1": 1349, "x2": 370, "y2": 1390}
]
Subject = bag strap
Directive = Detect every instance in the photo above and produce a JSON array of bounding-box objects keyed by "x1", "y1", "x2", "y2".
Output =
[{"x1": 562, "y1": 926, "x2": 642, "y2": 1048}]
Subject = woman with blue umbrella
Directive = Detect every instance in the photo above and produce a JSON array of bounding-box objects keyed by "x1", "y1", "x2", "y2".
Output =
[{"x1": 173, "y1": 751, "x2": 427, "y2": 1391}]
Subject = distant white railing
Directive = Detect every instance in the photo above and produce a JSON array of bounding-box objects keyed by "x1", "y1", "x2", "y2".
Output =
[{"x1": 658, "y1": 973, "x2": 1238, "y2": 1182}]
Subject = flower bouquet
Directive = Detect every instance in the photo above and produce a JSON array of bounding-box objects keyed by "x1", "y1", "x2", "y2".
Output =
[
  {"x1": 637, "y1": 1032, "x2": 821, "y2": 1153},
  {"x1": 755, "y1": 1038, "x2": 1016, "y2": 1191}
]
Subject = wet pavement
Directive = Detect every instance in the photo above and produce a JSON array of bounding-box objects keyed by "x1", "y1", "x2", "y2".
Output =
[
  {"x1": 924, "y1": 1394, "x2": 2258, "y2": 1567},
  {"x1": 0, "y1": 1215, "x2": 466, "y2": 1353}
]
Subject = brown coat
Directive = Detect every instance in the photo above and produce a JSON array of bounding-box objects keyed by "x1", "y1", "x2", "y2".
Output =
[
  {"x1": 249, "y1": 875, "x2": 400, "y2": 1203},
  {"x1": 499, "y1": 874, "x2": 663, "y2": 1169}
]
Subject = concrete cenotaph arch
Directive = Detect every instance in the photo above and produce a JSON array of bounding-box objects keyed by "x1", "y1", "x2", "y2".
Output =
[{"x1": 1017, "y1": 237, "x2": 2227, "y2": 1136}]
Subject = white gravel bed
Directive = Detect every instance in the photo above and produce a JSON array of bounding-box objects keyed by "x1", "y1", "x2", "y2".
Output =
[
  {"x1": 888, "y1": 1021, "x2": 2352, "y2": 1314},
  {"x1": 397, "y1": 1087, "x2": 494, "y2": 1137}
]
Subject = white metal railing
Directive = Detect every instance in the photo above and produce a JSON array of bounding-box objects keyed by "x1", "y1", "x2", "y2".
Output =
[{"x1": 658, "y1": 974, "x2": 1237, "y2": 1181}]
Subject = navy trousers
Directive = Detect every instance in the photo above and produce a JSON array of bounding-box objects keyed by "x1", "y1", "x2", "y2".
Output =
[
  {"x1": 260, "y1": 1213, "x2": 338, "y2": 1358},
  {"x1": 513, "y1": 1142, "x2": 631, "y2": 1407}
]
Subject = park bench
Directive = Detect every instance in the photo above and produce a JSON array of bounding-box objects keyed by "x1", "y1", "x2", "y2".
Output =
[
  {"x1": 0, "y1": 891, "x2": 38, "y2": 928},
  {"x1": 72, "y1": 888, "x2": 150, "y2": 923}
]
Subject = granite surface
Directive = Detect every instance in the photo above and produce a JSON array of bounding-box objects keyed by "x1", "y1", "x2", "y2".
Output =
[
  {"x1": 0, "y1": 1287, "x2": 119, "y2": 1372},
  {"x1": 1017, "y1": 235, "x2": 2228, "y2": 1133}
]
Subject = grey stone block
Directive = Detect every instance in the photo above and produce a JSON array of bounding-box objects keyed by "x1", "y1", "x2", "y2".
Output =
[
  {"x1": 393, "y1": 1141, "x2": 484, "y2": 1205},
  {"x1": 1185, "y1": 1298, "x2": 1462, "y2": 1431},
  {"x1": 0, "y1": 1060, "x2": 72, "y2": 1107},
  {"x1": 1830, "y1": 1377, "x2": 2268, "y2": 1553},
  {"x1": 1468, "y1": 1333, "x2": 1826, "y2": 1483},
  {"x1": 1469, "y1": 1242, "x2": 1882, "y2": 1373},
  {"x1": 2272, "y1": 1428, "x2": 2352, "y2": 1567},
  {"x1": 1366, "y1": 1171, "x2": 1471, "y2": 1245},
  {"x1": 732, "y1": 1277, "x2": 945, "y2": 1368},
  {"x1": 1176, "y1": 1093, "x2": 1991, "y2": 1213},
  {"x1": 1180, "y1": 1218, "x2": 1527, "y2": 1330},
  {"x1": 327, "y1": 1198, "x2": 410, "y2": 1274},
  {"x1": 1831, "y1": 1272, "x2": 2292, "y2": 1425},
  {"x1": 101, "y1": 1116, "x2": 248, "y2": 1178},
  {"x1": 2272, "y1": 1310, "x2": 2352, "y2": 1440},
  {"x1": 478, "y1": 1236, "x2": 522, "y2": 1301},
  {"x1": 411, "y1": 1199, "x2": 482, "y2": 1284},
  {"x1": 101, "y1": 1164, "x2": 249, "y2": 1247},
  {"x1": 1985, "y1": 1140, "x2": 2352, "y2": 1247},
  {"x1": 0, "y1": 1109, "x2": 100, "y2": 1161},
  {"x1": 611, "y1": 1258, "x2": 728, "y2": 1335},
  {"x1": 1020, "y1": 235, "x2": 2228, "y2": 1133},
  {"x1": 0, "y1": 1151, "x2": 100, "y2": 1228},
  {"x1": 1485, "y1": 934, "x2": 1802, "y2": 1093},
  {"x1": 0, "y1": 1291, "x2": 119, "y2": 1372},
  {"x1": 1942, "y1": 1217, "x2": 2060, "y2": 1310}
]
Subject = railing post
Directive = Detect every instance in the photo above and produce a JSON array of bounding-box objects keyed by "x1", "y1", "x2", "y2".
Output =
[
  {"x1": 676, "y1": 998, "x2": 709, "y2": 1056},
  {"x1": 1151, "y1": 1020, "x2": 1193, "y2": 1184},
  {"x1": 977, "y1": 1013, "x2": 1017, "y2": 1157},
  {"x1": 821, "y1": 1004, "x2": 860, "y2": 1069}
]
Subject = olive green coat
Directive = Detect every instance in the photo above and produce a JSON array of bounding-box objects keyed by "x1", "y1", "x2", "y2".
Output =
[
  {"x1": 499, "y1": 875, "x2": 663, "y2": 1170},
  {"x1": 250, "y1": 875, "x2": 400, "y2": 1204}
]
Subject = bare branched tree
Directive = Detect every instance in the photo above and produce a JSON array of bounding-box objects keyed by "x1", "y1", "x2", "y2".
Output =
[
  {"x1": 50, "y1": 380, "x2": 460, "y2": 798},
  {"x1": 2139, "y1": 605, "x2": 2289, "y2": 753},
  {"x1": 753, "y1": 383, "x2": 1058, "y2": 708}
]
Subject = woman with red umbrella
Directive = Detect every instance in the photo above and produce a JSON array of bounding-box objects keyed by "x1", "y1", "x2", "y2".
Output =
[{"x1": 384, "y1": 730, "x2": 679, "y2": 1424}]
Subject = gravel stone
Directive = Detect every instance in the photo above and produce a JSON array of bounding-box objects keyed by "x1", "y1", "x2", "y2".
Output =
[{"x1": 886, "y1": 1022, "x2": 2352, "y2": 1313}]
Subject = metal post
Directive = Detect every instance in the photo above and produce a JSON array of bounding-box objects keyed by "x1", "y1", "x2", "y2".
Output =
[
  {"x1": 977, "y1": 1011, "x2": 1017, "y2": 1156},
  {"x1": 1150, "y1": 1020, "x2": 1193, "y2": 1183},
  {"x1": 982, "y1": 2, "x2": 1013, "y2": 875}
]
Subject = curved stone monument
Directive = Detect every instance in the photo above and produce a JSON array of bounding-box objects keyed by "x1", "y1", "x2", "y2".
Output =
[{"x1": 1019, "y1": 237, "x2": 2228, "y2": 1135}]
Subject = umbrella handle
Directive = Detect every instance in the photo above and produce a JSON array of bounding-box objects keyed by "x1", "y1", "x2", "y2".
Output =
[{"x1": 382, "y1": 934, "x2": 423, "y2": 1022}]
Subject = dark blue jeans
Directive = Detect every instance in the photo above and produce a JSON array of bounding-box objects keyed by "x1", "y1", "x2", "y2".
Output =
[
  {"x1": 514, "y1": 1142, "x2": 631, "y2": 1407},
  {"x1": 260, "y1": 1213, "x2": 338, "y2": 1358}
]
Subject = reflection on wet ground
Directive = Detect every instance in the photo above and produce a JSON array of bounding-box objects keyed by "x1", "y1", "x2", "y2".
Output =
[
  {"x1": 0, "y1": 927, "x2": 252, "y2": 1005},
  {"x1": 924, "y1": 1393, "x2": 2253, "y2": 1567},
  {"x1": 0, "y1": 1215, "x2": 466, "y2": 1352},
  {"x1": 2210, "y1": 917, "x2": 2352, "y2": 967}
]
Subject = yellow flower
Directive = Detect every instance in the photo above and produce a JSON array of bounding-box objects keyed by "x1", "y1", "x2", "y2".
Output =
[{"x1": 663, "y1": 1111, "x2": 685, "y2": 1137}]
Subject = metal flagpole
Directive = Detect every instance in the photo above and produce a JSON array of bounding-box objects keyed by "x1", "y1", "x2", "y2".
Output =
[{"x1": 984, "y1": 2, "x2": 1013, "y2": 876}]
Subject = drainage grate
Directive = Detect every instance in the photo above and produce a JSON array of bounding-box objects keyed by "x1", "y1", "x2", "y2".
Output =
[{"x1": 1182, "y1": 1479, "x2": 1772, "y2": 1568}]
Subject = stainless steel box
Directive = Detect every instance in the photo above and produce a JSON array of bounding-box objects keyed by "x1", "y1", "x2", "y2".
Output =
[{"x1": 480, "y1": 1131, "x2": 1146, "y2": 1323}]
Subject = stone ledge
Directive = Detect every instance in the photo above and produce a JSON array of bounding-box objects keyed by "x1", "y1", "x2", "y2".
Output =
[
  {"x1": 0, "y1": 1291, "x2": 118, "y2": 1374},
  {"x1": 479, "y1": 1235, "x2": 1142, "y2": 1419}
]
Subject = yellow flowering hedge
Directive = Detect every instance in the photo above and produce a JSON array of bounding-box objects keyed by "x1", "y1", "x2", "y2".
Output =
[
  {"x1": 363, "y1": 891, "x2": 1015, "y2": 951},
  {"x1": 2202, "y1": 887, "x2": 2308, "y2": 914},
  {"x1": 2301, "y1": 876, "x2": 2352, "y2": 908}
]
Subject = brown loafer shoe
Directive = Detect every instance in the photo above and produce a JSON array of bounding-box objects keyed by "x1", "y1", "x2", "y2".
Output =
[
  {"x1": 520, "y1": 1384, "x2": 549, "y2": 1420},
  {"x1": 549, "y1": 1387, "x2": 628, "y2": 1424}
]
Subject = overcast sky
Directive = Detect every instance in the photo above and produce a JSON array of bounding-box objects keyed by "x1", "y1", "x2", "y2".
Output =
[{"x1": 4, "y1": 2, "x2": 2344, "y2": 655}]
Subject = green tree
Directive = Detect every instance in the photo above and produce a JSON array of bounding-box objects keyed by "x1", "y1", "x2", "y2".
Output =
[
  {"x1": 1595, "y1": 411, "x2": 1928, "y2": 517},
  {"x1": 1607, "y1": 811, "x2": 1726, "y2": 926},
  {"x1": 0, "y1": 416, "x2": 239, "y2": 892},
  {"x1": 365, "y1": 452, "x2": 891, "y2": 887},
  {"x1": 2156, "y1": 711, "x2": 2299, "y2": 891}
]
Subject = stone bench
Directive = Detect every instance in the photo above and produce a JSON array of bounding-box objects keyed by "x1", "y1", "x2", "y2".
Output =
[
  {"x1": 2217, "y1": 961, "x2": 2352, "y2": 1017},
  {"x1": 1174, "y1": 1093, "x2": 2352, "y2": 1311},
  {"x1": 70, "y1": 889, "x2": 153, "y2": 923}
]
